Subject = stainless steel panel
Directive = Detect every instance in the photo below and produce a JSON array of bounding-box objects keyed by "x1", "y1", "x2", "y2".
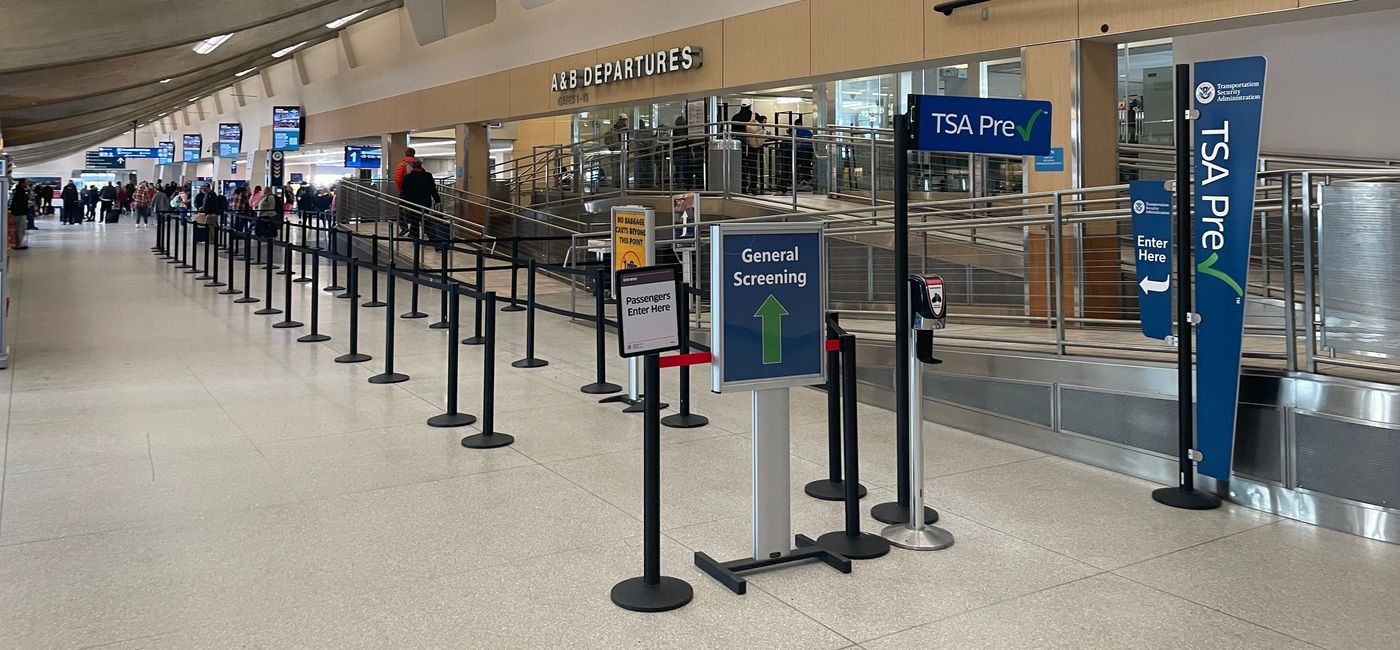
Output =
[
  {"x1": 1318, "y1": 183, "x2": 1400, "y2": 359},
  {"x1": 1059, "y1": 388, "x2": 1176, "y2": 456},
  {"x1": 1296, "y1": 413, "x2": 1400, "y2": 508}
]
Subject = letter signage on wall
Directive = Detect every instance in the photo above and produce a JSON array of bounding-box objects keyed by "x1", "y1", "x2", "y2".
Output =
[
  {"x1": 551, "y1": 46, "x2": 702, "y2": 91},
  {"x1": 1192, "y1": 56, "x2": 1266, "y2": 482}
]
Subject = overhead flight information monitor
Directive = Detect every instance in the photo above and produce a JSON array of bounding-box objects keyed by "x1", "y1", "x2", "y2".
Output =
[{"x1": 344, "y1": 145, "x2": 382, "y2": 169}]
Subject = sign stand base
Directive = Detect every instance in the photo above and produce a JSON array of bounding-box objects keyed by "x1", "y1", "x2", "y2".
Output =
[
  {"x1": 1151, "y1": 486, "x2": 1222, "y2": 510},
  {"x1": 870, "y1": 502, "x2": 939, "y2": 526},
  {"x1": 610, "y1": 576, "x2": 693, "y2": 613},
  {"x1": 814, "y1": 530, "x2": 889, "y2": 560},
  {"x1": 694, "y1": 535, "x2": 849, "y2": 596},
  {"x1": 660, "y1": 412, "x2": 708, "y2": 428}
]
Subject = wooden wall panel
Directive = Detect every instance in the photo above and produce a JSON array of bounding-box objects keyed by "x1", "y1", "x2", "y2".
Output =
[
  {"x1": 418, "y1": 78, "x2": 476, "y2": 130},
  {"x1": 652, "y1": 21, "x2": 724, "y2": 99},
  {"x1": 925, "y1": 0, "x2": 1077, "y2": 60},
  {"x1": 722, "y1": 1, "x2": 811, "y2": 89},
  {"x1": 589, "y1": 37, "x2": 657, "y2": 106},
  {"x1": 511, "y1": 52, "x2": 595, "y2": 119},
  {"x1": 811, "y1": 0, "x2": 923, "y2": 75},
  {"x1": 1080, "y1": 0, "x2": 1297, "y2": 37},
  {"x1": 475, "y1": 71, "x2": 511, "y2": 122}
]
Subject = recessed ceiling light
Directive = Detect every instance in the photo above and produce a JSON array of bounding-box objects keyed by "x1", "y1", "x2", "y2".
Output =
[
  {"x1": 326, "y1": 10, "x2": 367, "y2": 29},
  {"x1": 272, "y1": 41, "x2": 307, "y2": 58},
  {"x1": 159, "y1": 78, "x2": 172, "y2": 84},
  {"x1": 193, "y1": 33, "x2": 234, "y2": 55},
  {"x1": 235, "y1": 67, "x2": 257, "y2": 77}
]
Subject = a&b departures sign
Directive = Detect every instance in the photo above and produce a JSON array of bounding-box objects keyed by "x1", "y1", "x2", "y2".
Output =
[{"x1": 711, "y1": 223, "x2": 825, "y2": 392}]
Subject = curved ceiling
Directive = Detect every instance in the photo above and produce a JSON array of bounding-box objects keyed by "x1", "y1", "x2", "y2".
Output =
[{"x1": 1, "y1": 0, "x2": 403, "y2": 167}]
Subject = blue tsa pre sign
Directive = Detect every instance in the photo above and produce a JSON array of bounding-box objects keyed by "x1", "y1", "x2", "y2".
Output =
[
  {"x1": 1193, "y1": 55, "x2": 1266, "y2": 481},
  {"x1": 1130, "y1": 180, "x2": 1174, "y2": 341},
  {"x1": 711, "y1": 223, "x2": 825, "y2": 392},
  {"x1": 908, "y1": 94, "x2": 1053, "y2": 156}
]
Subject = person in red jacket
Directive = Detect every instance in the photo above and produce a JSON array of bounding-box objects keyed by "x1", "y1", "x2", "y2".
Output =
[{"x1": 393, "y1": 147, "x2": 417, "y2": 192}]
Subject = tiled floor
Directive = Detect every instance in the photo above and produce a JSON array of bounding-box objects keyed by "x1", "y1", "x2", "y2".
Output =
[{"x1": 1, "y1": 220, "x2": 1397, "y2": 649}]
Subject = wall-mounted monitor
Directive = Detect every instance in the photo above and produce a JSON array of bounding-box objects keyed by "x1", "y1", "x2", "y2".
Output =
[
  {"x1": 272, "y1": 106, "x2": 302, "y2": 151},
  {"x1": 182, "y1": 134, "x2": 203, "y2": 162},
  {"x1": 344, "y1": 145, "x2": 382, "y2": 169}
]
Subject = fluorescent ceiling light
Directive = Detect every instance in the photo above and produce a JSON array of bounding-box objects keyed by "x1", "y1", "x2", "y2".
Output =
[
  {"x1": 235, "y1": 67, "x2": 257, "y2": 77},
  {"x1": 272, "y1": 41, "x2": 307, "y2": 58},
  {"x1": 159, "y1": 78, "x2": 172, "y2": 84},
  {"x1": 188, "y1": 97, "x2": 199, "y2": 103},
  {"x1": 325, "y1": 10, "x2": 367, "y2": 29},
  {"x1": 193, "y1": 33, "x2": 234, "y2": 55}
]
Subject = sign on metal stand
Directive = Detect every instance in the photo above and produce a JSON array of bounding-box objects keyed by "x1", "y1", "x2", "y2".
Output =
[
  {"x1": 696, "y1": 222, "x2": 850, "y2": 595},
  {"x1": 1131, "y1": 180, "x2": 1175, "y2": 341},
  {"x1": 616, "y1": 266, "x2": 683, "y2": 357}
]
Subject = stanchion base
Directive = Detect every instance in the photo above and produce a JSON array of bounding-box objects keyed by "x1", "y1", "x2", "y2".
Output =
[
  {"x1": 363, "y1": 301, "x2": 387, "y2": 308},
  {"x1": 870, "y1": 501, "x2": 939, "y2": 526},
  {"x1": 814, "y1": 531, "x2": 891, "y2": 560},
  {"x1": 203, "y1": 281, "x2": 226, "y2": 288},
  {"x1": 400, "y1": 311, "x2": 429, "y2": 319},
  {"x1": 427, "y1": 412, "x2": 477, "y2": 428},
  {"x1": 183, "y1": 268, "x2": 199, "y2": 274},
  {"x1": 461, "y1": 336, "x2": 487, "y2": 345},
  {"x1": 293, "y1": 277, "x2": 314, "y2": 284},
  {"x1": 880, "y1": 523, "x2": 955, "y2": 551},
  {"x1": 323, "y1": 285, "x2": 345, "y2": 292},
  {"x1": 500, "y1": 305, "x2": 526, "y2": 313},
  {"x1": 610, "y1": 576, "x2": 693, "y2": 613},
  {"x1": 511, "y1": 358, "x2": 549, "y2": 369},
  {"x1": 233, "y1": 297, "x2": 260, "y2": 304},
  {"x1": 297, "y1": 333, "x2": 331, "y2": 343},
  {"x1": 694, "y1": 535, "x2": 850, "y2": 596},
  {"x1": 336, "y1": 292, "x2": 357, "y2": 299},
  {"x1": 1151, "y1": 486, "x2": 1222, "y2": 510},
  {"x1": 581, "y1": 382, "x2": 623, "y2": 395},
  {"x1": 275, "y1": 270, "x2": 292, "y2": 276},
  {"x1": 461, "y1": 432, "x2": 514, "y2": 449},
  {"x1": 661, "y1": 412, "x2": 709, "y2": 429},
  {"x1": 254, "y1": 307, "x2": 283, "y2": 316},
  {"x1": 334, "y1": 353, "x2": 372, "y2": 364},
  {"x1": 194, "y1": 274, "x2": 212, "y2": 281},
  {"x1": 272, "y1": 320, "x2": 304, "y2": 329},
  {"x1": 804, "y1": 479, "x2": 868, "y2": 502},
  {"x1": 428, "y1": 320, "x2": 450, "y2": 330},
  {"x1": 174, "y1": 264, "x2": 191, "y2": 269},
  {"x1": 368, "y1": 372, "x2": 410, "y2": 384},
  {"x1": 218, "y1": 288, "x2": 242, "y2": 295}
]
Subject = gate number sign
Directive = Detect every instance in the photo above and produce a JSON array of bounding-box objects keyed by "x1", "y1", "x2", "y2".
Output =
[{"x1": 616, "y1": 265, "x2": 683, "y2": 358}]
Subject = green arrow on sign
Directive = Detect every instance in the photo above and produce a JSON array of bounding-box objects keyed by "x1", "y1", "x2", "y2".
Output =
[{"x1": 754, "y1": 294, "x2": 788, "y2": 365}]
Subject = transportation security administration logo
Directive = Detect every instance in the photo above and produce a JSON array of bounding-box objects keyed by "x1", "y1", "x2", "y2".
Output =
[
  {"x1": 1195, "y1": 81, "x2": 1217, "y2": 104},
  {"x1": 1132, "y1": 199, "x2": 1146, "y2": 214}
]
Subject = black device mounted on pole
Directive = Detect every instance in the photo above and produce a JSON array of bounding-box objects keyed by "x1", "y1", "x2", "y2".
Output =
[
  {"x1": 805, "y1": 313, "x2": 868, "y2": 501},
  {"x1": 1152, "y1": 63, "x2": 1222, "y2": 511},
  {"x1": 871, "y1": 111, "x2": 939, "y2": 527},
  {"x1": 610, "y1": 352, "x2": 693, "y2": 613}
]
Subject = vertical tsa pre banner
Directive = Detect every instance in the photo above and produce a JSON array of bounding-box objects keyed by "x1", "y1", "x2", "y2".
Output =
[{"x1": 1192, "y1": 56, "x2": 1266, "y2": 481}]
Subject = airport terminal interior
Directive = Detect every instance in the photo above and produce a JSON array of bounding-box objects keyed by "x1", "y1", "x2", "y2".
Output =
[{"x1": 2, "y1": 0, "x2": 1400, "y2": 648}]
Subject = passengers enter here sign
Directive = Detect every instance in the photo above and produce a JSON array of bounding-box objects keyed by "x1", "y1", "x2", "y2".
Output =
[{"x1": 616, "y1": 265, "x2": 683, "y2": 358}]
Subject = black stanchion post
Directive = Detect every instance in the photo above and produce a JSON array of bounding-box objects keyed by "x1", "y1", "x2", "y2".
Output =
[
  {"x1": 461, "y1": 292, "x2": 513, "y2": 449},
  {"x1": 805, "y1": 314, "x2": 865, "y2": 500},
  {"x1": 234, "y1": 230, "x2": 259, "y2": 304},
  {"x1": 325, "y1": 227, "x2": 345, "y2": 292},
  {"x1": 462, "y1": 251, "x2": 487, "y2": 345},
  {"x1": 661, "y1": 287, "x2": 708, "y2": 429},
  {"x1": 338, "y1": 230, "x2": 357, "y2": 299},
  {"x1": 220, "y1": 225, "x2": 241, "y2": 294},
  {"x1": 364, "y1": 223, "x2": 386, "y2": 308},
  {"x1": 1152, "y1": 63, "x2": 1222, "y2": 511},
  {"x1": 335, "y1": 260, "x2": 372, "y2": 363},
  {"x1": 298, "y1": 247, "x2": 331, "y2": 343},
  {"x1": 611, "y1": 352, "x2": 693, "y2": 613},
  {"x1": 255, "y1": 234, "x2": 283, "y2": 316},
  {"x1": 402, "y1": 234, "x2": 428, "y2": 319},
  {"x1": 196, "y1": 221, "x2": 213, "y2": 280},
  {"x1": 184, "y1": 220, "x2": 201, "y2": 274},
  {"x1": 369, "y1": 258, "x2": 409, "y2": 384},
  {"x1": 173, "y1": 217, "x2": 189, "y2": 267},
  {"x1": 295, "y1": 220, "x2": 313, "y2": 283},
  {"x1": 273, "y1": 241, "x2": 302, "y2": 329},
  {"x1": 501, "y1": 239, "x2": 526, "y2": 312},
  {"x1": 429, "y1": 244, "x2": 451, "y2": 329},
  {"x1": 581, "y1": 268, "x2": 623, "y2": 394},
  {"x1": 152, "y1": 212, "x2": 164, "y2": 253},
  {"x1": 428, "y1": 284, "x2": 476, "y2": 428},
  {"x1": 511, "y1": 260, "x2": 549, "y2": 368},
  {"x1": 205, "y1": 223, "x2": 226, "y2": 288},
  {"x1": 814, "y1": 332, "x2": 891, "y2": 560}
]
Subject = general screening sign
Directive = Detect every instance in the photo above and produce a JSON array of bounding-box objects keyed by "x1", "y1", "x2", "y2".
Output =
[{"x1": 711, "y1": 223, "x2": 825, "y2": 392}]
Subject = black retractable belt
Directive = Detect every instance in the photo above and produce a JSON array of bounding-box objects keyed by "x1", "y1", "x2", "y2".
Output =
[
  {"x1": 461, "y1": 292, "x2": 513, "y2": 449},
  {"x1": 580, "y1": 268, "x2": 622, "y2": 395},
  {"x1": 428, "y1": 283, "x2": 476, "y2": 428},
  {"x1": 511, "y1": 259, "x2": 549, "y2": 368}
]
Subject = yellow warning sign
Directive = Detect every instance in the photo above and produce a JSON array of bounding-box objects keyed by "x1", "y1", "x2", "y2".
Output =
[{"x1": 611, "y1": 206, "x2": 653, "y2": 272}]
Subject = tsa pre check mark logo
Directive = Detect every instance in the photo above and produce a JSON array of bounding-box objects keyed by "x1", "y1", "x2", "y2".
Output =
[
  {"x1": 1015, "y1": 108, "x2": 1044, "y2": 142},
  {"x1": 1195, "y1": 82, "x2": 1217, "y2": 104}
]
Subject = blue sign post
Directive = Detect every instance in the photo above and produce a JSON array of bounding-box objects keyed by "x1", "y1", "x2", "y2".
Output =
[
  {"x1": 1130, "y1": 180, "x2": 1174, "y2": 341},
  {"x1": 909, "y1": 95, "x2": 1053, "y2": 156},
  {"x1": 1192, "y1": 56, "x2": 1267, "y2": 482}
]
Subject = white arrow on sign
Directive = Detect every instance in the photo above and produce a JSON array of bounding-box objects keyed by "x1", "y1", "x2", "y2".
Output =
[{"x1": 1140, "y1": 276, "x2": 1170, "y2": 294}]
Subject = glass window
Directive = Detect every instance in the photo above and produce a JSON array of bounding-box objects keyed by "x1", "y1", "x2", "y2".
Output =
[
  {"x1": 980, "y1": 58, "x2": 1023, "y2": 99},
  {"x1": 1117, "y1": 39, "x2": 1174, "y2": 145}
]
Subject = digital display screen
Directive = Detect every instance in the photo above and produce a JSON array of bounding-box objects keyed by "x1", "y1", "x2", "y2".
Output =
[
  {"x1": 217, "y1": 123, "x2": 242, "y2": 157},
  {"x1": 272, "y1": 106, "x2": 302, "y2": 151},
  {"x1": 344, "y1": 145, "x2": 382, "y2": 169},
  {"x1": 182, "y1": 134, "x2": 202, "y2": 162},
  {"x1": 158, "y1": 142, "x2": 175, "y2": 165}
]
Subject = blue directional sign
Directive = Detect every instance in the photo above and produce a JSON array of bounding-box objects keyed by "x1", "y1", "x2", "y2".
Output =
[
  {"x1": 909, "y1": 94, "x2": 1053, "y2": 156},
  {"x1": 99, "y1": 147, "x2": 160, "y2": 158},
  {"x1": 1130, "y1": 180, "x2": 1174, "y2": 341},
  {"x1": 1035, "y1": 147, "x2": 1064, "y2": 172},
  {"x1": 1192, "y1": 56, "x2": 1267, "y2": 481},
  {"x1": 711, "y1": 223, "x2": 825, "y2": 392}
]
